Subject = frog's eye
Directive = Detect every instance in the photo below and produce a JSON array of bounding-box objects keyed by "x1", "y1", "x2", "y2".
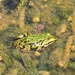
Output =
[
  {"x1": 16, "y1": 34, "x2": 24, "y2": 39},
  {"x1": 23, "y1": 33, "x2": 29, "y2": 37},
  {"x1": 24, "y1": 40, "x2": 27, "y2": 43}
]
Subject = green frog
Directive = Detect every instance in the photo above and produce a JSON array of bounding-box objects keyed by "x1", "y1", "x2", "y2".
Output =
[{"x1": 14, "y1": 32, "x2": 56, "y2": 51}]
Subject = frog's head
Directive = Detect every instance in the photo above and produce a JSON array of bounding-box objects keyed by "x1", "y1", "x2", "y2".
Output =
[{"x1": 41, "y1": 33, "x2": 56, "y2": 47}]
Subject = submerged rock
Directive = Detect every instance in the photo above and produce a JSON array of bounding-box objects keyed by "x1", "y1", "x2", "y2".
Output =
[
  {"x1": 31, "y1": 14, "x2": 40, "y2": 23},
  {"x1": 37, "y1": 24, "x2": 45, "y2": 31},
  {"x1": 39, "y1": 70, "x2": 50, "y2": 75}
]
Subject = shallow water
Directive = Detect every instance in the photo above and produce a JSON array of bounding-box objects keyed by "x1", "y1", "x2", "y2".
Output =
[{"x1": 0, "y1": 0, "x2": 75, "y2": 75}]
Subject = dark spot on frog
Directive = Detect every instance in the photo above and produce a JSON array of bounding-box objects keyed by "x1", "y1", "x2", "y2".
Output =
[
  {"x1": 33, "y1": 36, "x2": 35, "y2": 37},
  {"x1": 23, "y1": 45, "x2": 25, "y2": 48},
  {"x1": 24, "y1": 40, "x2": 27, "y2": 43},
  {"x1": 30, "y1": 44, "x2": 38, "y2": 51},
  {"x1": 27, "y1": 40, "x2": 30, "y2": 42},
  {"x1": 19, "y1": 43, "x2": 21, "y2": 45},
  {"x1": 20, "y1": 40, "x2": 23, "y2": 42},
  {"x1": 30, "y1": 47, "x2": 38, "y2": 51}
]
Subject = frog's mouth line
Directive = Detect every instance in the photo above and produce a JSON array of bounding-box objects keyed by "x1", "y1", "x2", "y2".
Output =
[{"x1": 43, "y1": 41, "x2": 53, "y2": 47}]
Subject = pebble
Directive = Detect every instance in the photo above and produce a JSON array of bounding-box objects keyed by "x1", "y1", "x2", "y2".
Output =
[
  {"x1": 39, "y1": 70, "x2": 50, "y2": 75},
  {"x1": 37, "y1": 24, "x2": 45, "y2": 31},
  {"x1": 32, "y1": 14, "x2": 40, "y2": 23},
  {"x1": 0, "y1": 56, "x2": 2, "y2": 61}
]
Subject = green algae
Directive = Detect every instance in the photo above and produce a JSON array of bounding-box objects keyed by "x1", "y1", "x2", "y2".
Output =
[
  {"x1": 7, "y1": 68, "x2": 19, "y2": 75},
  {"x1": 52, "y1": 16, "x2": 62, "y2": 25},
  {"x1": 12, "y1": 60, "x2": 28, "y2": 75},
  {"x1": 68, "y1": 62, "x2": 75, "y2": 69},
  {"x1": 0, "y1": 62, "x2": 6, "y2": 75},
  {"x1": 0, "y1": 51, "x2": 12, "y2": 68},
  {"x1": 59, "y1": 10, "x2": 73, "y2": 19},
  {"x1": 12, "y1": 49, "x2": 21, "y2": 61},
  {"x1": 21, "y1": 54, "x2": 38, "y2": 75},
  {"x1": 37, "y1": 50, "x2": 49, "y2": 70},
  {"x1": 0, "y1": 0, "x2": 75, "y2": 75},
  {"x1": 16, "y1": 0, "x2": 29, "y2": 12},
  {"x1": 11, "y1": 68, "x2": 19, "y2": 75},
  {"x1": 0, "y1": 42, "x2": 6, "y2": 49}
]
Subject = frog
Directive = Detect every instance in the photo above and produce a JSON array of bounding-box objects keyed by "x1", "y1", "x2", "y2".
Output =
[{"x1": 14, "y1": 32, "x2": 56, "y2": 51}]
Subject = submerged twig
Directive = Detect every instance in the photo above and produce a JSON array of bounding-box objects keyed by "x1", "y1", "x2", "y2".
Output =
[
  {"x1": 15, "y1": 0, "x2": 29, "y2": 29},
  {"x1": 58, "y1": 35, "x2": 73, "y2": 68}
]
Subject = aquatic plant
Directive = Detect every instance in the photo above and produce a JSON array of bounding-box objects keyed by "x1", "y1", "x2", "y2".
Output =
[
  {"x1": 15, "y1": 0, "x2": 30, "y2": 29},
  {"x1": 52, "y1": 16, "x2": 62, "y2": 25},
  {"x1": 37, "y1": 50, "x2": 48, "y2": 70},
  {"x1": 11, "y1": 59, "x2": 28, "y2": 75},
  {"x1": 58, "y1": 35, "x2": 73, "y2": 68},
  {"x1": 0, "y1": 50, "x2": 12, "y2": 67},
  {"x1": 0, "y1": 42, "x2": 6, "y2": 49},
  {"x1": 8, "y1": 68, "x2": 19, "y2": 75},
  {"x1": 0, "y1": 62, "x2": 6, "y2": 75},
  {"x1": 16, "y1": 0, "x2": 29, "y2": 12},
  {"x1": 58, "y1": 10, "x2": 73, "y2": 19},
  {"x1": 12, "y1": 49, "x2": 21, "y2": 61},
  {"x1": 68, "y1": 61, "x2": 75, "y2": 69},
  {"x1": 21, "y1": 54, "x2": 38, "y2": 75}
]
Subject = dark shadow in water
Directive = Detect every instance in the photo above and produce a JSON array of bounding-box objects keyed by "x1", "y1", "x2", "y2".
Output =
[{"x1": 3, "y1": 0, "x2": 19, "y2": 10}]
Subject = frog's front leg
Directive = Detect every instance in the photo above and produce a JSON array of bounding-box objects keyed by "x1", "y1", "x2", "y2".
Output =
[
  {"x1": 21, "y1": 45, "x2": 30, "y2": 51},
  {"x1": 37, "y1": 46, "x2": 43, "y2": 51}
]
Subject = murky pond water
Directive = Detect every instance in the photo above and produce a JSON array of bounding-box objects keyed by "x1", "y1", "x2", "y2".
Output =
[{"x1": 0, "y1": 0, "x2": 75, "y2": 75}]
